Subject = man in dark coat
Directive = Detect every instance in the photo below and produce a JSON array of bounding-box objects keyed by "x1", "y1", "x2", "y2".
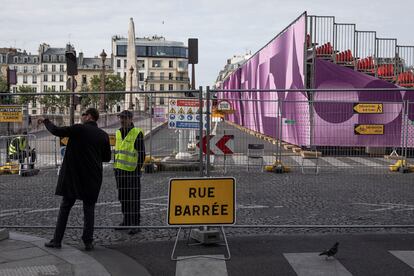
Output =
[{"x1": 38, "y1": 108, "x2": 111, "y2": 251}]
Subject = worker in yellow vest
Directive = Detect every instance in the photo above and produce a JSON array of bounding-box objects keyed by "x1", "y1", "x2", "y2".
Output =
[{"x1": 114, "y1": 110, "x2": 146, "y2": 235}]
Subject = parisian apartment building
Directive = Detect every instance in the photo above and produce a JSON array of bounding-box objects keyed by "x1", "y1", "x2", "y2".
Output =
[{"x1": 111, "y1": 35, "x2": 190, "y2": 106}]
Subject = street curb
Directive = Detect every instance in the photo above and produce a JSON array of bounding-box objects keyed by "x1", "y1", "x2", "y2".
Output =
[
  {"x1": 144, "y1": 121, "x2": 167, "y2": 140},
  {"x1": 9, "y1": 232, "x2": 110, "y2": 276},
  {"x1": 86, "y1": 245, "x2": 152, "y2": 276},
  {"x1": 0, "y1": 228, "x2": 9, "y2": 241}
]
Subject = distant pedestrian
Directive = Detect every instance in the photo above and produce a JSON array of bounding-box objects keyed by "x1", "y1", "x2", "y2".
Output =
[
  {"x1": 113, "y1": 110, "x2": 145, "y2": 235},
  {"x1": 38, "y1": 108, "x2": 111, "y2": 251}
]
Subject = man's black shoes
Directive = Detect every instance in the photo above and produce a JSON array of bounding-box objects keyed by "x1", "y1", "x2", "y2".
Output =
[
  {"x1": 84, "y1": 243, "x2": 94, "y2": 251},
  {"x1": 128, "y1": 228, "x2": 141, "y2": 235},
  {"x1": 44, "y1": 240, "x2": 61, "y2": 249}
]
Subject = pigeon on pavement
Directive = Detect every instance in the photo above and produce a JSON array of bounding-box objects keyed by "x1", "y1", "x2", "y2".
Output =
[{"x1": 319, "y1": 242, "x2": 339, "y2": 259}]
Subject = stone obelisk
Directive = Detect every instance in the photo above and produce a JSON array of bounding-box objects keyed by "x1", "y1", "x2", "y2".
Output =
[{"x1": 125, "y1": 18, "x2": 139, "y2": 110}]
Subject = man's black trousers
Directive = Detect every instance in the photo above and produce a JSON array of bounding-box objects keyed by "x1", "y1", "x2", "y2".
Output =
[
  {"x1": 53, "y1": 197, "x2": 95, "y2": 244},
  {"x1": 115, "y1": 170, "x2": 141, "y2": 226}
]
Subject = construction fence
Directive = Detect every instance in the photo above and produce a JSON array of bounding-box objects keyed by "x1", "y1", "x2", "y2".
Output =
[{"x1": 1, "y1": 89, "x2": 414, "y2": 230}]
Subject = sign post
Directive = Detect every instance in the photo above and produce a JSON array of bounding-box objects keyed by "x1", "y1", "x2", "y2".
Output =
[
  {"x1": 168, "y1": 177, "x2": 235, "y2": 260},
  {"x1": 353, "y1": 103, "x2": 383, "y2": 114}
]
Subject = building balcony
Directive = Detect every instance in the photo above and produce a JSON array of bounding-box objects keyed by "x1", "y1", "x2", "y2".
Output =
[{"x1": 145, "y1": 77, "x2": 190, "y2": 82}]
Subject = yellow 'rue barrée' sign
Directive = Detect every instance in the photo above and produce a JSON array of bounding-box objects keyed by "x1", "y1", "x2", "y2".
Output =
[{"x1": 168, "y1": 177, "x2": 236, "y2": 225}]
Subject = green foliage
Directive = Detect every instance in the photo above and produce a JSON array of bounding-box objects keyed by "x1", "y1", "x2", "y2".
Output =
[
  {"x1": 17, "y1": 85, "x2": 36, "y2": 105},
  {"x1": 39, "y1": 87, "x2": 69, "y2": 113},
  {"x1": 87, "y1": 74, "x2": 125, "y2": 111},
  {"x1": 0, "y1": 75, "x2": 7, "y2": 92}
]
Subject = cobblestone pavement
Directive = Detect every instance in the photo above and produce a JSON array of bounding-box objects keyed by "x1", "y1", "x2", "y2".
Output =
[{"x1": 1, "y1": 168, "x2": 414, "y2": 247}]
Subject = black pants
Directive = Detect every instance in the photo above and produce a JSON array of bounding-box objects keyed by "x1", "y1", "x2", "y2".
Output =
[
  {"x1": 53, "y1": 197, "x2": 95, "y2": 244},
  {"x1": 114, "y1": 170, "x2": 141, "y2": 226}
]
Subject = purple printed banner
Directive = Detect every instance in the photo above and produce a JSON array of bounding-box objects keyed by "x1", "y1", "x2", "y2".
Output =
[
  {"x1": 314, "y1": 58, "x2": 407, "y2": 147},
  {"x1": 218, "y1": 13, "x2": 310, "y2": 146}
]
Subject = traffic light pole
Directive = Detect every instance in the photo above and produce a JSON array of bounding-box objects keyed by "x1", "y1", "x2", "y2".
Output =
[{"x1": 70, "y1": 76, "x2": 75, "y2": 125}]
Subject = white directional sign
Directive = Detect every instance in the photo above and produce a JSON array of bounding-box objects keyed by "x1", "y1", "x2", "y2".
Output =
[{"x1": 168, "y1": 99, "x2": 208, "y2": 129}]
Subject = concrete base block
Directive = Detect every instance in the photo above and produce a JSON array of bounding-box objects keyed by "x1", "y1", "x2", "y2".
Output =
[
  {"x1": 190, "y1": 228, "x2": 221, "y2": 244},
  {"x1": 0, "y1": 228, "x2": 9, "y2": 241},
  {"x1": 366, "y1": 147, "x2": 386, "y2": 155}
]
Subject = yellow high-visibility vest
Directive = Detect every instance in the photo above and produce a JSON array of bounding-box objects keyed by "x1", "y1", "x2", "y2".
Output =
[
  {"x1": 8, "y1": 137, "x2": 27, "y2": 155},
  {"x1": 114, "y1": 127, "x2": 142, "y2": 171}
]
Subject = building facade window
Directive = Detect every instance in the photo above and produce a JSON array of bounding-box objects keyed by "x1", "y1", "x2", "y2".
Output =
[
  {"x1": 51, "y1": 55, "x2": 57, "y2": 62},
  {"x1": 59, "y1": 75, "x2": 64, "y2": 82},
  {"x1": 59, "y1": 85, "x2": 64, "y2": 92},
  {"x1": 32, "y1": 66, "x2": 37, "y2": 73},
  {"x1": 117, "y1": 59, "x2": 121, "y2": 68},
  {"x1": 169, "y1": 73, "x2": 173, "y2": 80},
  {"x1": 32, "y1": 75, "x2": 37, "y2": 84},
  {"x1": 152, "y1": 60, "x2": 162, "y2": 68},
  {"x1": 33, "y1": 87, "x2": 37, "y2": 93},
  {"x1": 139, "y1": 73, "x2": 144, "y2": 82},
  {"x1": 32, "y1": 100, "x2": 37, "y2": 107},
  {"x1": 160, "y1": 72, "x2": 164, "y2": 80},
  {"x1": 159, "y1": 97, "x2": 165, "y2": 105},
  {"x1": 169, "y1": 60, "x2": 173, "y2": 68},
  {"x1": 44, "y1": 75, "x2": 48, "y2": 81},
  {"x1": 33, "y1": 57, "x2": 38, "y2": 63},
  {"x1": 52, "y1": 75, "x2": 56, "y2": 82},
  {"x1": 43, "y1": 85, "x2": 48, "y2": 92},
  {"x1": 149, "y1": 72, "x2": 154, "y2": 80},
  {"x1": 52, "y1": 65, "x2": 56, "y2": 72},
  {"x1": 12, "y1": 87, "x2": 17, "y2": 93},
  {"x1": 59, "y1": 65, "x2": 64, "y2": 72},
  {"x1": 14, "y1": 57, "x2": 18, "y2": 63},
  {"x1": 159, "y1": 84, "x2": 164, "y2": 91},
  {"x1": 149, "y1": 84, "x2": 155, "y2": 91},
  {"x1": 59, "y1": 55, "x2": 64, "y2": 62},
  {"x1": 168, "y1": 84, "x2": 173, "y2": 91},
  {"x1": 23, "y1": 66, "x2": 28, "y2": 73},
  {"x1": 43, "y1": 55, "x2": 49, "y2": 62},
  {"x1": 23, "y1": 75, "x2": 28, "y2": 83},
  {"x1": 43, "y1": 64, "x2": 48, "y2": 72},
  {"x1": 32, "y1": 110, "x2": 37, "y2": 115},
  {"x1": 51, "y1": 85, "x2": 56, "y2": 92},
  {"x1": 124, "y1": 59, "x2": 127, "y2": 68}
]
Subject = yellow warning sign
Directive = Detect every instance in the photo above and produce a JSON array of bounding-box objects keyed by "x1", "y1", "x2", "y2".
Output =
[
  {"x1": 353, "y1": 103, "x2": 383, "y2": 114},
  {"x1": 0, "y1": 105, "x2": 22, "y2": 123},
  {"x1": 60, "y1": 137, "x2": 69, "y2": 146},
  {"x1": 168, "y1": 177, "x2": 236, "y2": 225},
  {"x1": 187, "y1": 108, "x2": 193, "y2": 114},
  {"x1": 169, "y1": 108, "x2": 176, "y2": 114},
  {"x1": 354, "y1": 124, "x2": 384, "y2": 135},
  {"x1": 178, "y1": 107, "x2": 185, "y2": 114}
]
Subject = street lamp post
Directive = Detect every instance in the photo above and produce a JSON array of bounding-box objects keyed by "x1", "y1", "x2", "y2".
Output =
[
  {"x1": 129, "y1": 66, "x2": 134, "y2": 110},
  {"x1": 99, "y1": 49, "x2": 107, "y2": 113}
]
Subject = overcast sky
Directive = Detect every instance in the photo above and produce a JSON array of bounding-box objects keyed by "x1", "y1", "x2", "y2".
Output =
[{"x1": 1, "y1": 0, "x2": 413, "y2": 86}]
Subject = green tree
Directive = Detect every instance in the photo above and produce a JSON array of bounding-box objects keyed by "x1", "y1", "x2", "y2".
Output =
[
  {"x1": 89, "y1": 74, "x2": 125, "y2": 112},
  {"x1": 0, "y1": 75, "x2": 10, "y2": 104},
  {"x1": 0, "y1": 75, "x2": 7, "y2": 92},
  {"x1": 39, "y1": 88, "x2": 69, "y2": 114},
  {"x1": 17, "y1": 85, "x2": 36, "y2": 105}
]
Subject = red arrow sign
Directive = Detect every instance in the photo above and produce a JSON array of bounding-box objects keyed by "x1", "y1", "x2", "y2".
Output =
[
  {"x1": 197, "y1": 134, "x2": 234, "y2": 155},
  {"x1": 215, "y1": 135, "x2": 234, "y2": 154},
  {"x1": 196, "y1": 135, "x2": 215, "y2": 154}
]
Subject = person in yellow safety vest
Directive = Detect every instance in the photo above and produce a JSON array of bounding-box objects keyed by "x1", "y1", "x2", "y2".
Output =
[
  {"x1": 8, "y1": 131, "x2": 35, "y2": 166},
  {"x1": 113, "y1": 110, "x2": 146, "y2": 235}
]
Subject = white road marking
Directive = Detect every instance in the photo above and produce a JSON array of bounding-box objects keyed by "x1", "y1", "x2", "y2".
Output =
[
  {"x1": 321, "y1": 157, "x2": 351, "y2": 167},
  {"x1": 289, "y1": 156, "x2": 317, "y2": 167},
  {"x1": 347, "y1": 157, "x2": 385, "y2": 168},
  {"x1": 352, "y1": 203, "x2": 414, "y2": 212},
  {"x1": 284, "y1": 253, "x2": 353, "y2": 276},
  {"x1": 176, "y1": 255, "x2": 227, "y2": 276},
  {"x1": 390, "y1": 251, "x2": 414, "y2": 269}
]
